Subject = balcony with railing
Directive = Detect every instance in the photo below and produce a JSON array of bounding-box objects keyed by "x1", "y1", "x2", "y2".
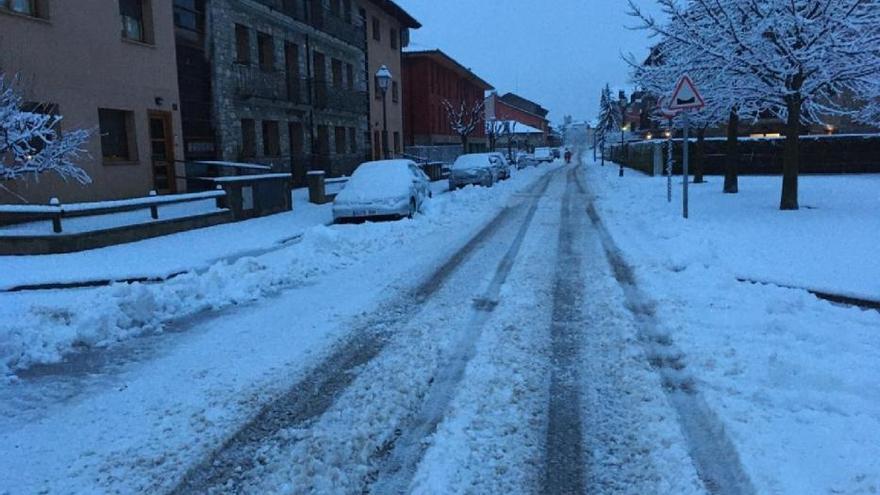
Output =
[
  {"x1": 248, "y1": 0, "x2": 365, "y2": 49},
  {"x1": 313, "y1": 79, "x2": 368, "y2": 114},
  {"x1": 233, "y1": 65, "x2": 309, "y2": 104}
]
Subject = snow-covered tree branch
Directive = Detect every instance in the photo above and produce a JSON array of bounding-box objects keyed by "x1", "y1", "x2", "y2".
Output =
[
  {"x1": 442, "y1": 98, "x2": 485, "y2": 149},
  {"x1": 628, "y1": 0, "x2": 880, "y2": 210},
  {"x1": 0, "y1": 74, "x2": 92, "y2": 187}
]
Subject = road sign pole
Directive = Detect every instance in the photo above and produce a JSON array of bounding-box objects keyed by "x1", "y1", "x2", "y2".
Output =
[
  {"x1": 666, "y1": 118, "x2": 673, "y2": 203},
  {"x1": 682, "y1": 111, "x2": 690, "y2": 219}
]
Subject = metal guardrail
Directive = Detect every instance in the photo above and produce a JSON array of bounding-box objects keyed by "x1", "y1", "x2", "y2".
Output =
[{"x1": 0, "y1": 190, "x2": 227, "y2": 234}]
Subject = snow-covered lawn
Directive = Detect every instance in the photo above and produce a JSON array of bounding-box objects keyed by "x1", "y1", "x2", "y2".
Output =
[{"x1": 585, "y1": 159, "x2": 880, "y2": 494}]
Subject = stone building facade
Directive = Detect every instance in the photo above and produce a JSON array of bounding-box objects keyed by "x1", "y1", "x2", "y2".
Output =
[{"x1": 175, "y1": 0, "x2": 370, "y2": 184}]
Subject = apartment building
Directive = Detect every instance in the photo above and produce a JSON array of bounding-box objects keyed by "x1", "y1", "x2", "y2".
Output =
[
  {"x1": 174, "y1": 0, "x2": 370, "y2": 184},
  {"x1": 0, "y1": 0, "x2": 184, "y2": 203},
  {"x1": 402, "y1": 49, "x2": 493, "y2": 152},
  {"x1": 358, "y1": 0, "x2": 420, "y2": 160}
]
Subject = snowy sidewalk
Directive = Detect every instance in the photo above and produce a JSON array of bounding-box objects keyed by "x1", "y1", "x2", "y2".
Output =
[
  {"x1": 0, "y1": 188, "x2": 332, "y2": 291},
  {"x1": 584, "y1": 156, "x2": 880, "y2": 494}
]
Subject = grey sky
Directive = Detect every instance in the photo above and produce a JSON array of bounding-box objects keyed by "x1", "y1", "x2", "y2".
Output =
[{"x1": 396, "y1": 0, "x2": 664, "y2": 125}]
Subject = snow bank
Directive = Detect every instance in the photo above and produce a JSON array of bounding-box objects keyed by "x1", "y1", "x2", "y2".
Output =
[
  {"x1": 584, "y1": 158, "x2": 880, "y2": 494},
  {"x1": 0, "y1": 166, "x2": 552, "y2": 376}
]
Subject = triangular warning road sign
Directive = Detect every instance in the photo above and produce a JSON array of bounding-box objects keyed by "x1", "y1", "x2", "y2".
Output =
[{"x1": 668, "y1": 75, "x2": 705, "y2": 111}]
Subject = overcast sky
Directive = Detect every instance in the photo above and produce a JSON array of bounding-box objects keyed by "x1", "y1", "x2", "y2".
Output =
[{"x1": 396, "y1": 0, "x2": 664, "y2": 125}]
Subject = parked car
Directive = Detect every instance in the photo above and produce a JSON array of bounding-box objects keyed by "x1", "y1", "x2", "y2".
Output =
[
  {"x1": 449, "y1": 153, "x2": 500, "y2": 189},
  {"x1": 489, "y1": 152, "x2": 512, "y2": 180},
  {"x1": 534, "y1": 147, "x2": 554, "y2": 162},
  {"x1": 333, "y1": 159, "x2": 431, "y2": 223},
  {"x1": 551, "y1": 148, "x2": 561, "y2": 159},
  {"x1": 516, "y1": 152, "x2": 537, "y2": 168}
]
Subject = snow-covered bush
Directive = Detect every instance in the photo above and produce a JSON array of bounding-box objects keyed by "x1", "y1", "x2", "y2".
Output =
[{"x1": 0, "y1": 74, "x2": 92, "y2": 186}]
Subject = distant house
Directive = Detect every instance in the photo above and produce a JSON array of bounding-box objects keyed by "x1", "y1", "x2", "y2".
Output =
[
  {"x1": 402, "y1": 49, "x2": 493, "y2": 153},
  {"x1": 486, "y1": 92, "x2": 551, "y2": 147}
]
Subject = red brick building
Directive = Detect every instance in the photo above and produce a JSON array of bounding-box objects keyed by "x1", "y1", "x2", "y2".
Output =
[
  {"x1": 486, "y1": 92, "x2": 550, "y2": 140},
  {"x1": 402, "y1": 50, "x2": 493, "y2": 152}
]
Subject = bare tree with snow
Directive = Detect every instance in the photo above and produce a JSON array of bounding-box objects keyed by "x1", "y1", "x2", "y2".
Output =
[
  {"x1": 0, "y1": 74, "x2": 92, "y2": 191},
  {"x1": 629, "y1": 0, "x2": 880, "y2": 210},
  {"x1": 441, "y1": 98, "x2": 485, "y2": 151}
]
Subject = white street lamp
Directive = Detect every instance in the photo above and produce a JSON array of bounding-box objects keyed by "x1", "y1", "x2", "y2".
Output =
[{"x1": 376, "y1": 65, "x2": 392, "y2": 159}]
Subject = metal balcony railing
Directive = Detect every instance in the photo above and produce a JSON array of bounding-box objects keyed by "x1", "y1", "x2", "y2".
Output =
[
  {"x1": 248, "y1": 0, "x2": 365, "y2": 48},
  {"x1": 234, "y1": 65, "x2": 309, "y2": 104},
  {"x1": 313, "y1": 79, "x2": 368, "y2": 114}
]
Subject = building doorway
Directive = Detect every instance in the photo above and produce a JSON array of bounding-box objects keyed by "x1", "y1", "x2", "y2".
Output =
[{"x1": 148, "y1": 111, "x2": 177, "y2": 194}]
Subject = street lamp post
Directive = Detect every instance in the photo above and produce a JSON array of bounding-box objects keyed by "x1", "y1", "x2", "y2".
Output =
[
  {"x1": 619, "y1": 125, "x2": 626, "y2": 177},
  {"x1": 375, "y1": 65, "x2": 392, "y2": 159}
]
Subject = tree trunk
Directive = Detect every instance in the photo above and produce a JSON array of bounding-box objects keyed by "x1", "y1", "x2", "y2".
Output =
[
  {"x1": 780, "y1": 96, "x2": 801, "y2": 210},
  {"x1": 723, "y1": 110, "x2": 739, "y2": 193},
  {"x1": 461, "y1": 134, "x2": 469, "y2": 153},
  {"x1": 694, "y1": 127, "x2": 706, "y2": 183}
]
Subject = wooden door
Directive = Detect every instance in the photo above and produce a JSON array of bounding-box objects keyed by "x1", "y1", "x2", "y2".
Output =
[{"x1": 148, "y1": 111, "x2": 176, "y2": 194}]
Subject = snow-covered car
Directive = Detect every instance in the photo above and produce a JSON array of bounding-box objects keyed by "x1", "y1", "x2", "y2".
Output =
[
  {"x1": 515, "y1": 151, "x2": 536, "y2": 169},
  {"x1": 489, "y1": 152, "x2": 512, "y2": 180},
  {"x1": 332, "y1": 159, "x2": 431, "y2": 223},
  {"x1": 448, "y1": 153, "x2": 500, "y2": 189},
  {"x1": 534, "y1": 147, "x2": 554, "y2": 162}
]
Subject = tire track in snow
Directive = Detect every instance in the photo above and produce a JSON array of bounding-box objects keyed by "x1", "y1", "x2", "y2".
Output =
[
  {"x1": 170, "y1": 169, "x2": 559, "y2": 495},
  {"x1": 366, "y1": 169, "x2": 560, "y2": 494},
  {"x1": 542, "y1": 167, "x2": 587, "y2": 494},
  {"x1": 574, "y1": 164, "x2": 756, "y2": 495}
]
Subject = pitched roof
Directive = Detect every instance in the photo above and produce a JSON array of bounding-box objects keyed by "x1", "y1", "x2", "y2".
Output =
[
  {"x1": 402, "y1": 50, "x2": 494, "y2": 90},
  {"x1": 499, "y1": 93, "x2": 549, "y2": 118},
  {"x1": 365, "y1": 0, "x2": 421, "y2": 29}
]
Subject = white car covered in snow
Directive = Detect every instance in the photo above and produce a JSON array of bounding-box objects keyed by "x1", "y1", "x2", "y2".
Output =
[
  {"x1": 332, "y1": 159, "x2": 431, "y2": 223},
  {"x1": 448, "y1": 153, "x2": 502, "y2": 189}
]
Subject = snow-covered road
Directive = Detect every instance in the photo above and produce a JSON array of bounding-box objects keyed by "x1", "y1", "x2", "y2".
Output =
[{"x1": 3, "y1": 156, "x2": 720, "y2": 494}]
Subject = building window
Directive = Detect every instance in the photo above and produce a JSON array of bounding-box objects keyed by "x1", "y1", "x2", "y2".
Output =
[
  {"x1": 120, "y1": 0, "x2": 152, "y2": 43},
  {"x1": 241, "y1": 119, "x2": 256, "y2": 158},
  {"x1": 0, "y1": 0, "x2": 41, "y2": 17},
  {"x1": 372, "y1": 17, "x2": 380, "y2": 41},
  {"x1": 262, "y1": 120, "x2": 280, "y2": 156},
  {"x1": 390, "y1": 28, "x2": 398, "y2": 50},
  {"x1": 99, "y1": 109, "x2": 136, "y2": 162},
  {"x1": 345, "y1": 63, "x2": 354, "y2": 91},
  {"x1": 392, "y1": 81, "x2": 399, "y2": 103},
  {"x1": 331, "y1": 58, "x2": 343, "y2": 88},
  {"x1": 280, "y1": 0, "x2": 298, "y2": 18},
  {"x1": 334, "y1": 126, "x2": 347, "y2": 155},
  {"x1": 342, "y1": 0, "x2": 351, "y2": 23},
  {"x1": 393, "y1": 131, "x2": 400, "y2": 154},
  {"x1": 23, "y1": 102, "x2": 60, "y2": 153},
  {"x1": 258, "y1": 32, "x2": 274, "y2": 71},
  {"x1": 348, "y1": 127, "x2": 357, "y2": 154},
  {"x1": 174, "y1": 0, "x2": 204, "y2": 32},
  {"x1": 235, "y1": 24, "x2": 250, "y2": 64}
]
